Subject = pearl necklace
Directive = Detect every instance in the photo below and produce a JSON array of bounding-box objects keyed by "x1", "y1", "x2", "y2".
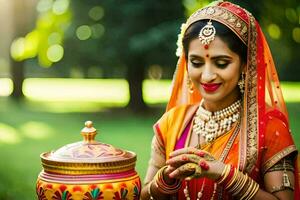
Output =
[
  {"x1": 192, "y1": 99, "x2": 241, "y2": 143},
  {"x1": 184, "y1": 179, "x2": 217, "y2": 200}
]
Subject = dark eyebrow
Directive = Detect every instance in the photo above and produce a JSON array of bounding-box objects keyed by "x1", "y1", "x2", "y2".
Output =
[
  {"x1": 188, "y1": 54, "x2": 233, "y2": 60},
  {"x1": 188, "y1": 54, "x2": 204, "y2": 59},
  {"x1": 211, "y1": 55, "x2": 232, "y2": 60}
]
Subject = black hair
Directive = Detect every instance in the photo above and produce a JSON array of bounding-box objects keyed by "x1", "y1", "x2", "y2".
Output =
[{"x1": 182, "y1": 20, "x2": 247, "y2": 64}]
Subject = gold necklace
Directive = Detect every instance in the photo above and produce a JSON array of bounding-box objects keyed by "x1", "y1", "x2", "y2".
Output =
[
  {"x1": 184, "y1": 103, "x2": 242, "y2": 200},
  {"x1": 192, "y1": 99, "x2": 241, "y2": 144}
]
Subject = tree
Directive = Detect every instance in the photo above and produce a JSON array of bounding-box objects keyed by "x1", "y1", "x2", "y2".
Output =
[
  {"x1": 10, "y1": 0, "x2": 34, "y2": 99},
  {"x1": 63, "y1": 0, "x2": 185, "y2": 111}
]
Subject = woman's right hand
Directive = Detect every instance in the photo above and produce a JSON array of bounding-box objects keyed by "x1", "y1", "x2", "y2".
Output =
[{"x1": 165, "y1": 147, "x2": 225, "y2": 181}]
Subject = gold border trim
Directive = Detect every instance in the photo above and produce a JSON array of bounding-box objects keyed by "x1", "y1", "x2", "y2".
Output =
[
  {"x1": 41, "y1": 153, "x2": 137, "y2": 175},
  {"x1": 38, "y1": 172, "x2": 140, "y2": 185},
  {"x1": 244, "y1": 14, "x2": 259, "y2": 173},
  {"x1": 262, "y1": 145, "x2": 297, "y2": 174},
  {"x1": 185, "y1": 6, "x2": 248, "y2": 45}
]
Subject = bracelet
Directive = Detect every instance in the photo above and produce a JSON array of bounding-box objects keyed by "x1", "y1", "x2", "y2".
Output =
[
  {"x1": 271, "y1": 184, "x2": 294, "y2": 193},
  {"x1": 217, "y1": 164, "x2": 234, "y2": 185},
  {"x1": 148, "y1": 181, "x2": 154, "y2": 200},
  {"x1": 216, "y1": 164, "x2": 231, "y2": 184},
  {"x1": 232, "y1": 173, "x2": 248, "y2": 196},
  {"x1": 217, "y1": 165, "x2": 259, "y2": 200},
  {"x1": 240, "y1": 178, "x2": 259, "y2": 200},
  {"x1": 225, "y1": 168, "x2": 238, "y2": 189},
  {"x1": 227, "y1": 173, "x2": 259, "y2": 200},
  {"x1": 154, "y1": 166, "x2": 182, "y2": 194}
]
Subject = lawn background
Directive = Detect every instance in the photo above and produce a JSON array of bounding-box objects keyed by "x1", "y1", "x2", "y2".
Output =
[{"x1": 0, "y1": 80, "x2": 299, "y2": 200}]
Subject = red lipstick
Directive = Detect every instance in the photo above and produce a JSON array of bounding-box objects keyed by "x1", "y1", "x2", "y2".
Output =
[{"x1": 201, "y1": 83, "x2": 221, "y2": 92}]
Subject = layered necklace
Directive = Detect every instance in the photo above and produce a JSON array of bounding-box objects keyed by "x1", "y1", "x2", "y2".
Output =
[
  {"x1": 192, "y1": 99, "x2": 241, "y2": 144},
  {"x1": 184, "y1": 99, "x2": 242, "y2": 200}
]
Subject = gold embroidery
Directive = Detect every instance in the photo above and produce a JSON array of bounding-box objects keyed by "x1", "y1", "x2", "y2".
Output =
[
  {"x1": 263, "y1": 145, "x2": 297, "y2": 174},
  {"x1": 244, "y1": 14, "x2": 258, "y2": 173},
  {"x1": 185, "y1": 6, "x2": 248, "y2": 45}
]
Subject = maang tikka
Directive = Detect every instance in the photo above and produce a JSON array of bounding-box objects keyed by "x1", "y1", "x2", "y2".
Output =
[{"x1": 198, "y1": 20, "x2": 216, "y2": 45}]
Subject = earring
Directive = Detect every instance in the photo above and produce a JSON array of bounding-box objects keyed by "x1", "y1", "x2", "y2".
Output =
[
  {"x1": 238, "y1": 72, "x2": 245, "y2": 94},
  {"x1": 187, "y1": 76, "x2": 194, "y2": 94}
]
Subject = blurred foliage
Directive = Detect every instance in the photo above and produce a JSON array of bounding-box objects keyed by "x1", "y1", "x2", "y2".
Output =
[
  {"x1": 59, "y1": 0, "x2": 186, "y2": 110},
  {"x1": 257, "y1": 0, "x2": 300, "y2": 81},
  {"x1": 9, "y1": 0, "x2": 300, "y2": 80},
  {"x1": 10, "y1": 0, "x2": 71, "y2": 67},
  {"x1": 57, "y1": 0, "x2": 185, "y2": 79}
]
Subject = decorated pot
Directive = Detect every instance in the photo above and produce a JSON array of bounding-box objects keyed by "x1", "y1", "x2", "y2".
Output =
[{"x1": 36, "y1": 121, "x2": 141, "y2": 200}]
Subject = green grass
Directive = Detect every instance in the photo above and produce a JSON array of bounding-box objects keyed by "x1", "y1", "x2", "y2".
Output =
[
  {"x1": 0, "y1": 98, "x2": 163, "y2": 200},
  {"x1": 0, "y1": 99, "x2": 299, "y2": 200},
  {"x1": 0, "y1": 79, "x2": 299, "y2": 199}
]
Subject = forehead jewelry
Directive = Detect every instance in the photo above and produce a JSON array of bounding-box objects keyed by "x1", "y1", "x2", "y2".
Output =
[{"x1": 198, "y1": 20, "x2": 216, "y2": 47}]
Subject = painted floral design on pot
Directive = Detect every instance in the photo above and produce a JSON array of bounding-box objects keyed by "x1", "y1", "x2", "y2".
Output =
[{"x1": 36, "y1": 121, "x2": 141, "y2": 200}]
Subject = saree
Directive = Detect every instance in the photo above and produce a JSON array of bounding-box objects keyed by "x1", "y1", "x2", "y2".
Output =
[{"x1": 146, "y1": 1, "x2": 299, "y2": 199}]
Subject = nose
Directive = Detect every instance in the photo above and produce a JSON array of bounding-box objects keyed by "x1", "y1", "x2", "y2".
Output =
[{"x1": 201, "y1": 65, "x2": 217, "y2": 83}]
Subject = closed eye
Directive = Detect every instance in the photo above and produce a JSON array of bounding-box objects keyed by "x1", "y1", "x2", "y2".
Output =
[
  {"x1": 190, "y1": 60, "x2": 204, "y2": 67},
  {"x1": 215, "y1": 60, "x2": 231, "y2": 69}
]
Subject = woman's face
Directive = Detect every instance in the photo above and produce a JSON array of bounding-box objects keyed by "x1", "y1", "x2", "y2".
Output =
[{"x1": 187, "y1": 36, "x2": 243, "y2": 110}]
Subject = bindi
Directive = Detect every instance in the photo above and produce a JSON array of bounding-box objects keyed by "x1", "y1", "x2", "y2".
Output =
[
  {"x1": 206, "y1": 54, "x2": 209, "y2": 58},
  {"x1": 204, "y1": 44, "x2": 209, "y2": 50}
]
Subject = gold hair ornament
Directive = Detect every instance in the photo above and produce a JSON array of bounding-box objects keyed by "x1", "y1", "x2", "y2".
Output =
[{"x1": 198, "y1": 20, "x2": 216, "y2": 45}]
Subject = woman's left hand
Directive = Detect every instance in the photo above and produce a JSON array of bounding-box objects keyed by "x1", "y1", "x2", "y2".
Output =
[{"x1": 165, "y1": 147, "x2": 225, "y2": 181}]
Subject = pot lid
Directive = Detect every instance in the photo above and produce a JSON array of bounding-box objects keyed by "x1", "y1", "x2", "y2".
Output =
[{"x1": 40, "y1": 121, "x2": 136, "y2": 175}]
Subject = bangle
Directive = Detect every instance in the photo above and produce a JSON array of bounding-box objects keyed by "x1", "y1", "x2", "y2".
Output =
[
  {"x1": 216, "y1": 164, "x2": 231, "y2": 184},
  {"x1": 217, "y1": 164, "x2": 234, "y2": 185},
  {"x1": 148, "y1": 181, "x2": 154, "y2": 200},
  {"x1": 225, "y1": 168, "x2": 238, "y2": 189},
  {"x1": 231, "y1": 173, "x2": 248, "y2": 196},
  {"x1": 246, "y1": 180, "x2": 259, "y2": 200},
  {"x1": 154, "y1": 166, "x2": 182, "y2": 194}
]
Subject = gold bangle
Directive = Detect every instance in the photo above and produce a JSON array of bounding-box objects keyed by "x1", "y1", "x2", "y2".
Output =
[
  {"x1": 246, "y1": 181, "x2": 259, "y2": 200},
  {"x1": 154, "y1": 166, "x2": 181, "y2": 194},
  {"x1": 232, "y1": 173, "x2": 248, "y2": 196},
  {"x1": 239, "y1": 179, "x2": 253, "y2": 199},
  {"x1": 225, "y1": 168, "x2": 238, "y2": 190},
  {"x1": 148, "y1": 181, "x2": 155, "y2": 200},
  {"x1": 217, "y1": 164, "x2": 231, "y2": 184},
  {"x1": 240, "y1": 178, "x2": 259, "y2": 200},
  {"x1": 228, "y1": 171, "x2": 243, "y2": 194}
]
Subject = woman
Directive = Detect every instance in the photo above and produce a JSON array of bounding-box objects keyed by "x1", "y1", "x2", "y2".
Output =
[{"x1": 141, "y1": 1, "x2": 299, "y2": 200}]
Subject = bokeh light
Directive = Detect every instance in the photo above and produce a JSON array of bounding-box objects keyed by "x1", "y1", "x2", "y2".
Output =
[
  {"x1": 76, "y1": 25, "x2": 92, "y2": 40},
  {"x1": 148, "y1": 65, "x2": 163, "y2": 80},
  {"x1": 47, "y1": 44, "x2": 64, "y2": 62},
  {"x1": 91, "y1": 24, "x2": 105, "y2": 39},
  {"x1": 285, "y1": 8, "x2": 298, "y2": 23},
  {"x1": 20, "y1": 121, "x2": 54, "y2": 140},
  {"x1": 88, "y1": 6, "x2": 104, "y2": 21},
  {"x1": 37, "y1": 0, "x2": 53, "y2": 13},
  {"x1": 0, "y1": 78, "x2": 13, "y2": 96},
  {"x1": 52, "y1": 0, "x2": 69, "y2": 15},
  {"x1": 267, "y1": 24, "x2": 281, "y2": 39},
  {"x1": 10, "y1": 37, "x2": 25, "y2": 61},
  {"x1": 0, "y1": 123, "x2": 21, "y2": 144},
  {"x1": 24, "y1": 30, "x2": 39, "y2": 58},
  {"x1": 292, "y1": 27, "x2": 300, "y2": 43},
  {"x1": 48, "y1": 32, "x2": 62, "y2": 45}
]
